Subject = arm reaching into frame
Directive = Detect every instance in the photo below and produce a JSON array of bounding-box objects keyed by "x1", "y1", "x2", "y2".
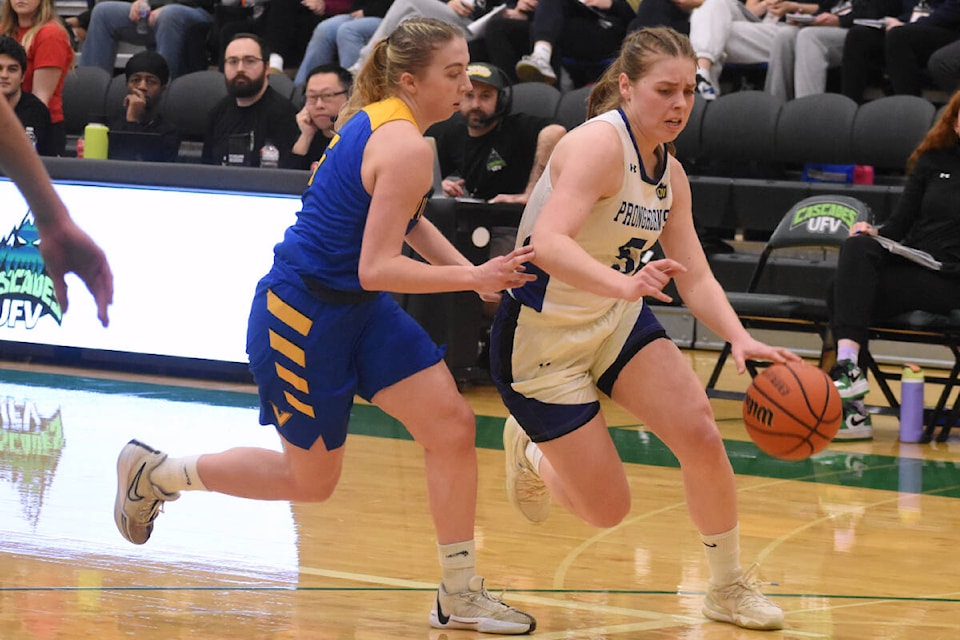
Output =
[{"x1": 0, "y1": 98, "x2": 113, "y2": 326}]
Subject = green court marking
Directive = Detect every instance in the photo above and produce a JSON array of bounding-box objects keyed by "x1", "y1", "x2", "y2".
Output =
[{"x1": 3, "y1": 367, "x2": 959, "y2": 498}]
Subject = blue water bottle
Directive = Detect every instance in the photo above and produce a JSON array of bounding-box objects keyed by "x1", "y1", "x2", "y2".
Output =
[{"x1": 899, "y1": 364, "x2": 924, "y2": 443}]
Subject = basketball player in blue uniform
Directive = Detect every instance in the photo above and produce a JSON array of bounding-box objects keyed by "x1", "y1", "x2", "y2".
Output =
[
  {"x1": 490, "y1": 27, "x2": 799, "y2": 631},
  {"x1": 113, "y1": 18, "x2": 536, "y2": 635}
]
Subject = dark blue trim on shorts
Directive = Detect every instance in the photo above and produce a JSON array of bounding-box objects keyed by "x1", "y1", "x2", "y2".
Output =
[
  {"x1": 490, "y1": 296, "x2": 601, "y2": 443},
  {"x1": 596, "y1": 303, "x2": 667, "y2": 397}
]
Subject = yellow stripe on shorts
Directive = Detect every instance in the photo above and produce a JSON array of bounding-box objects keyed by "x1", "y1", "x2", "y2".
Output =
[
  {"x1": 269, "y1": 329, "x2": 305, "y2": 367},
  {"x1": 267, "y1": 289, "x2": 312, "y2": 336}
]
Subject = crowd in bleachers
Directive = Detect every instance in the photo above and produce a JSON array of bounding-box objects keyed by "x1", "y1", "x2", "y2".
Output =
[{"x1": 1, "y1": 0, "x2": 955, "y2": 170}]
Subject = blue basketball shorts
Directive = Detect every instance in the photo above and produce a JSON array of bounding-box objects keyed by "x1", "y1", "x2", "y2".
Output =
[
  {"x1": 246, "y1": 270, "x2": 445, "y2": 451},
  {"x1": 490, "y1": 295, "x2": 667, "y2": 443}
]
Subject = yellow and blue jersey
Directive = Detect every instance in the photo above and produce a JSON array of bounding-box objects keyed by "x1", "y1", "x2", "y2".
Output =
[{"x1": 273, "y1": 97, "x2": 428, "y2": 293}]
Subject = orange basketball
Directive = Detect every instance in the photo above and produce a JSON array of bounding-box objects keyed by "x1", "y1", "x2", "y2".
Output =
[{"x1": 742, "y1": 362, "x2": 842, "y2": 460}]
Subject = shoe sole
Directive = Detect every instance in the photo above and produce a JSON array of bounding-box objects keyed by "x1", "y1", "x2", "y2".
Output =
[
  {"x1": 833, "y1": 427, "x2": 874, "y2": 441},
  {"x1": 515, "y1": 64, "x2": 556, "y2": 85},
  {"x1": 702, "y1": 602, "x2": 783, "y2": 630},
  {"x1": 429, "y1": 609, "x2": 535, "y2": 635},
  {"x1": 836, "y1": 378, "x2": 870, "y2": 400},
  {"x1": 114, "y1": 439, "x2": 159, "y2": 545}
]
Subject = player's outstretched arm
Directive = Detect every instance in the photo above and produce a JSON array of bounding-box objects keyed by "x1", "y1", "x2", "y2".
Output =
[{"x1": 0, "y1": 99, "x2": 113, "y2": 326}]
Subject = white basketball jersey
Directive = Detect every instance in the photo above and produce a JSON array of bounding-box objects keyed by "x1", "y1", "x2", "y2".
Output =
[{"x1": 512, "y1": 109, "x2": 673, "y2": 325}]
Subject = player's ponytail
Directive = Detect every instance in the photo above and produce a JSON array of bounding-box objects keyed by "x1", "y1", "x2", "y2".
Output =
[{"x1": 339, "y1": 18, "x2": 464, "y2": 126}]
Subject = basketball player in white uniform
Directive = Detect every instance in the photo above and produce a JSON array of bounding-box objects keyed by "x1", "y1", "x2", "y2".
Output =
[{"x1": 489, "y1": 27, "x2": 799, "y2": 631}]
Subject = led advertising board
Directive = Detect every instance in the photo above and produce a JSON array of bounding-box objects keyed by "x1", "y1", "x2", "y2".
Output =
[{"x1": 0, "y1": 179, "x2": 300, "y2": 364}]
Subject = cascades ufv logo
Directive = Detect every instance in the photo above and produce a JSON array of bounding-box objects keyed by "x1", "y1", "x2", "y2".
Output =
[{"x1": 0, "y1": 212, "x2": 62, "y2": 328}]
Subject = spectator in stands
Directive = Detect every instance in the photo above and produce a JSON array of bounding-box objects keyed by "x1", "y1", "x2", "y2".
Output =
[
  {"x1": 840, "y1": 0, "x2": 959, "y2": 102},
  {"x1": 213, "y1": 0, "x2": 346, "y2": 71},
  {"x1": 427, "y1": 62, "x2": 565, "y2": 204},
  {"x1": 0, "y1": 35, "x2": 54, "y2": 156},
  {"x1": 765, "y1": 0, "x2": 904, "y2": 101},
  {"x1": 628, "y1": 0, "x2": 701, "y2": 35},
  {"x1": 477, "y1": 0, "x2": 538, "y2": 84},
  {"x1": 202, "y1": 33, "x2": 300, "y2": 167},
  {"x1": 64, "y1": 0, "x2": 96, "y2": 46},
  {"x1": 110, "y1": 50, "x2": 180, "y2": 162},
  {"x1": 884, "y1": 0, "x2": 960, "y2": 96},
  {"x1": 348, "y1": 0, "x2": 500, "y2": 74},
  {"x1": 512, "y1": 0, "x2": 637, "y2": 86},
  {"x1": 828, "y1": 88, "x2": 960, "y2": 440},
  {"x1": 79, "y1": 0, "x2": 213, "y2": 80},
  {"x1": 689, "y1": 0, "x2": 815, "y2": 100},
  {"x1": 928, "y1": 37, "x2": 960, "y2": 93},
  {"x1": 293, "y1": 0, "x2": 392, "y2": 85},
  {"x1": 1, "y1": 0, "x2": 73, "y2": 155},
  {"x1": 289, "y1": 63, "x2": 352, "y2": 170}
]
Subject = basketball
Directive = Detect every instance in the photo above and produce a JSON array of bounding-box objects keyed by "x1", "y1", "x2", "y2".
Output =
[{"x1": 742, "y1": 362, "x2": 842, "y2": 460}]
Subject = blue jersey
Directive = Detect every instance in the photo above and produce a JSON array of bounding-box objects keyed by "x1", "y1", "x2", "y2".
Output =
[{"x1": 273, "y1": 96, "x2": 428, "y2": 292}]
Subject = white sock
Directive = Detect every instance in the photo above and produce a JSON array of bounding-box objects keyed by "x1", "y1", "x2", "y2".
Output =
[
  {"x1": 150, "y1": 454, "x2": 207, "y2": 494},
  {"x1": 837, "y1": 343, "x2": 860, "y2": 364},
  {"x1": 438, "y1": 540, "x2": 475, "y2": 593},
  {"x1": 525, "y1": 441, "x2": 544, "y2": 473},
  {"x1": 532, "y1": 42, "x2": 552, "y2": 61},
  {"x1": 702, "y1": 524, "x2": 742, "y2": 586}
]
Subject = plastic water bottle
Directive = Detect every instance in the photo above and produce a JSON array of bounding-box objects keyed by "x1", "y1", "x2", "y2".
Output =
[
  {"x1": 899, "y1": 363, "x2": 925, "y2": 443},
  {"x1": 136, "y1": 0, "x2": 150, "y2": 35},
  {"x1": 259, "y1": 141, "x2": 279, "y2": 169}
]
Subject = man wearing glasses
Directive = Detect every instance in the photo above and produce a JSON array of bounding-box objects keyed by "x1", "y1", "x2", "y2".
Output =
[
  {"x1": 289, "y1": 64, "x2": 352, "y2": 171},
  {"x1": 201, "y1": 33, "x2": 300, "y2": 168}
]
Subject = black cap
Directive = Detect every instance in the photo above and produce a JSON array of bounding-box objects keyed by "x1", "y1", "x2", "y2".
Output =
[
  {"x1": 466, "y1": 62, "x2": 507, "y2": 90},
  {"x1": 124, "y1": 50, "x2": 170, "y2": 86}
]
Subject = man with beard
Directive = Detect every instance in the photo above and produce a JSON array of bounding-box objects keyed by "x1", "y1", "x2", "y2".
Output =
[
  {"x1": 426, "y1": 62, "x2": 565, "y2": 205},
  {"x1": 0, "y1": 36, "x2": 54, "y2": 156},
  {"x1": 201, "y1": 33, "x2": 299, "y2": 167},
  {"x1": 289, "y1": 63, "x2": 352, "y2": 171},
  {"x1": 110, "y1": 50, "x2": 180, "y2": 162}
]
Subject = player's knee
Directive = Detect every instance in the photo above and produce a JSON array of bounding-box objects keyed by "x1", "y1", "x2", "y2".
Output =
[
  {"x1": 585, "y1": 496, "x2": 631, "y2": 528},
  {"x1": 289, "y1": 470, "x2": 341, "y2": 502},
  {"x1": 421, "y1": 400, "x2": 477, "y2": 452}
]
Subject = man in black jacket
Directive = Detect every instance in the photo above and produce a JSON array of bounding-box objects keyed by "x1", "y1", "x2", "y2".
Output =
[
  {"x1": 110, "y1": 50, "x2": 180, "y2": 162},
  {"x1": 202, "y1": 33, "x2": 299, "y2": 168}
]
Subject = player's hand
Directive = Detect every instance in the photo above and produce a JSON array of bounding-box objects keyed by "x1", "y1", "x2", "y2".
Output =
[
  {"x1": 473, "y1": 245, "x2": 536, "y2": 297},
  {"x1": 730, "y1": 336, "x2": 801, "y2": 375},
  {"x1": 622, "y1": 258, "x2": 685, "y2": 303},
  {"x1": 36, "y1": 217, "x2": 113, "y2": 327}
]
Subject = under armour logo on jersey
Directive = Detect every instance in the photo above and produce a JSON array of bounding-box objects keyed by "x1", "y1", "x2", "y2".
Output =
[
  {"x1": 629, "y1": 163, "x2": 638, "y2": 173},
  {"x1": 940, "y1": 172, "x2": 951, "y2": 179}
]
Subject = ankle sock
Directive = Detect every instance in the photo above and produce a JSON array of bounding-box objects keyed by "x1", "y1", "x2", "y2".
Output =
[
  {"x1": 837, "y1": 344, "x2": 860, "y2": 365},
  {"x1": 150, "y1": 454, "x2": 207, "y2": 493},
  {"x1": 525, "y1": 441, "x2": 544, "y2": 473},
  {"x1": 532, "y1": 42, "x2": 552, "y2": 62},
  {"x1": 702, "y1": 524, "x2": 742, "y2": 586}
]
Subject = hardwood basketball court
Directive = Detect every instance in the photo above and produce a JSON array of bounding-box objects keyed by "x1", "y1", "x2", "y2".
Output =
[{"x1": 1, "y1": 352, "x2": 958, "y2": 639}]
